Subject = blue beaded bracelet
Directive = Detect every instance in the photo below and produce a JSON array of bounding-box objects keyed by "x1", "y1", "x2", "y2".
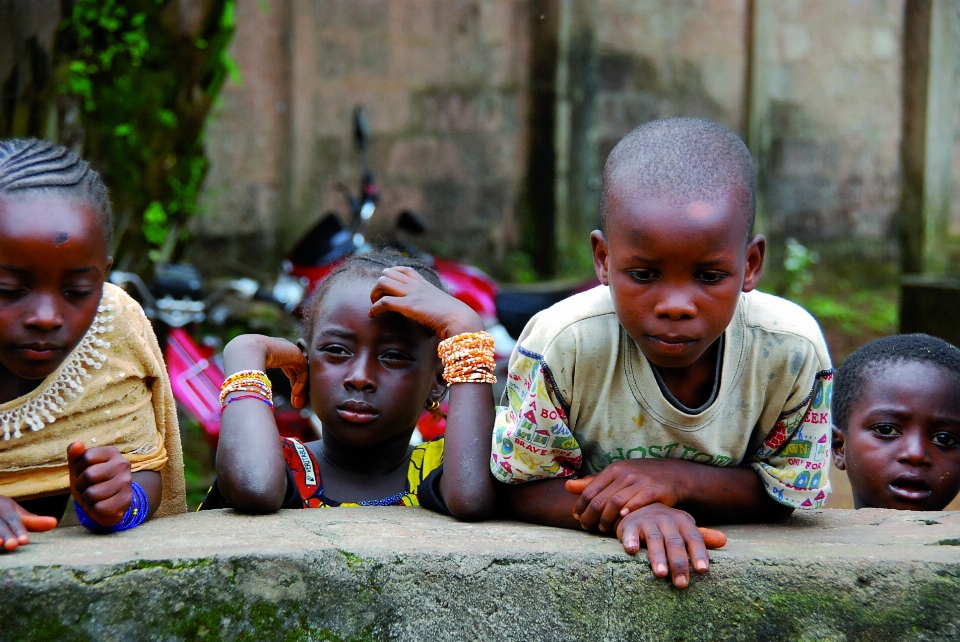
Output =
[{"x1": 75, "y1": 481, "x2": 149, "y2": 533}]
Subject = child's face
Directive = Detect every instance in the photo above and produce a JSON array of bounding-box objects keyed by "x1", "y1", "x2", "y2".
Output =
[
  {"x1": 303, "y1": 276, "x2": 443, "y2": 448},
  {"x1": 591, "y1": 191, "x2": 763, "y2": 370},
  {"x1": 833, "y1": 361, "x2": 960, "y2": 511},
  {"x1": 0, "y1": 196, "x2": 110, "y2": 380}
]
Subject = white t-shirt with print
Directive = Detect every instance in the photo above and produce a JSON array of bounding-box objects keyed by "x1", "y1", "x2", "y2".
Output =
[{"x1": 490, "y1": 286, "x2": 834, "y2": 509}]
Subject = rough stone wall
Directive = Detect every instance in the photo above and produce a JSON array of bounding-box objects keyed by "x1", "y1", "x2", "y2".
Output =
[
  {"x1": 588, "y1": 0, "x2": 749, "y2": 160},
  {"x1": 196, "y1": 0, "x2": 953, "y2": 275},
  {"x1": 760, "y1": 0, "x2": 904, "y2": 242},
  {"x1": 192, "y1": 0, "x2": 292, "y2": 265},
  {"x1": 4, "y1": 509, "x2": 960, "y2": 641},
  {"x1": 285, "y1": 0, "x2": 531, "y2": 270}
]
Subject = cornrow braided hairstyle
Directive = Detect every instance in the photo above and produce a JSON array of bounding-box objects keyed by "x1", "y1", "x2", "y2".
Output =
[
  {"x1": 300, "y1": 247, "x2": 444, "y2": 342},
  {"x1": 833, "y1": 333, "x2": 960, "y2": 432},
  {"x1": 0, "y1": 138, "x2": 112, "y2": 244}
]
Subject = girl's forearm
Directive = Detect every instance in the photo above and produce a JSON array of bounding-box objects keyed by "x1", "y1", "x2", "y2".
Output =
[
  {"x1": 437, "y1": 382, "x2": 496, "y2": 520},
  {"x1": 503, "y1": 478, "x2": 582, "y2": 530},
  {"x1": 132, "y1": 470, "x2": 163, "y2": 519},
  {"x1": 215, "y1": 336, "x2": 289, "y2": 513}
]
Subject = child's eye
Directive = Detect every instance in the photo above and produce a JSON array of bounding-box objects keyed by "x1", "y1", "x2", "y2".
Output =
[
  {"x1": 932, "y1": 432, "x2": 960, "y2": 447},
  {"x1": 381, "y1": 350, "x2": 414, "y2": 363},
  {"x1": 871, "y1": 423, "x2": 901, "y2": 437},
  {"x1": 696, "y1": 271, "x2": 727, "y2": 284},
  {"x1": 64, "y1": 289, "x2": 95, "y2": 298},
  {"x1": 319, "y1": 344, "x2": 351, "y2": 357},
  {"x1": 627, "y1": 269, "x2": 658, "y2": 283},
  {"x1": 0, "y1": 287, "x2": 26, "y2": 299}
]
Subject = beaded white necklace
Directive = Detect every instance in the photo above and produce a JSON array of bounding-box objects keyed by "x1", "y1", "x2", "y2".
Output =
[{"x1": 0, "y1": 298, "x2": 115, "y2": 440}]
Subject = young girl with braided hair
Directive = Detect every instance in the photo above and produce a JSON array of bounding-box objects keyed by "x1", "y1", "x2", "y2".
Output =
[
  {"x1": 0, "y1": 139, "x2": 186, "y2": 551},
  {"x1": 209, "y1": 249, "x2": 496, "y2": 518}
]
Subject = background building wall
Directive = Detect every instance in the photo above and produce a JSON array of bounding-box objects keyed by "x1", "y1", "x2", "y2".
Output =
[{"x1": 196, "y1": 0, "x2": 958, "y2": 279}]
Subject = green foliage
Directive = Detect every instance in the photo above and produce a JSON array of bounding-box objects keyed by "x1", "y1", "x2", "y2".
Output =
[
  {"x1": 782, "y1": 237, "x2": 820, "y2": 296},
  {"x1": 800, "y1": 291, "x2": 898, "y2": 336},
  {"x1": 57, "y1": 0, "x2": 237, "y2": 267}
]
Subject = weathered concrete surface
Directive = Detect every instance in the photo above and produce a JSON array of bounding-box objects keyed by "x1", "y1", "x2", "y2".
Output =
[{"x1": 2, "y1": 508, "x2": 960, "y2": 641}]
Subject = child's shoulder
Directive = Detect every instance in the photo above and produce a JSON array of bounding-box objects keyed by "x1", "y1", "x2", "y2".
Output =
[
  {"x1": 740, "y1": 290, "x2": 830, "y2": 364},
  {"x1": 515, "y1": 285, "x2": 618, "y2": 354}
]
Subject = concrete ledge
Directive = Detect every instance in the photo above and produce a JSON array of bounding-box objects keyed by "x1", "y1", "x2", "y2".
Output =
[{"x1": 2, "y1": 508, "x2": 960, "y2": 641}]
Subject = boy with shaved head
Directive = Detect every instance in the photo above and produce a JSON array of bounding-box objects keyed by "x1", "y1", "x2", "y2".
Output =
[{"x1": 492, "y1": 118, "x2": 833, "y2": 588}]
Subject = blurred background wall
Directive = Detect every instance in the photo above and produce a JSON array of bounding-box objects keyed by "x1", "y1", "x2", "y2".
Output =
[{"x1": 194, "y1": 0, "x2": 960, "y2": 287}]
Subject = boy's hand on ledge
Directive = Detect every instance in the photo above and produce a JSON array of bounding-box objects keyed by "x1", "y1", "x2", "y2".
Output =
[
  {"x1": 616, "y1": 502, "x2": 726, "y2": 589},
  {"x1": 67, "y1": 442, "x2": 132, "y2": 528},
  {"x1": 0, "y1": 496, "x2": 57, "y2": 552},
  {"x1": 566, "y1": 459, "x2": 690, "y2": 532}
]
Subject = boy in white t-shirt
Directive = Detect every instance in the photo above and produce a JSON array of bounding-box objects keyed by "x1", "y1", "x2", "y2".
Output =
[{"x1": 492, "y1": 118, "x2": 833, "y2": 589}]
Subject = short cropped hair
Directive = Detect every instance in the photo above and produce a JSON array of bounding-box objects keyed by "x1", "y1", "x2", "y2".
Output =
[
  {"x1": 833, "y1": 333, "x2": 960, "y2": 432},
  {"x1": 0, "y1": 138, "x2": 112, "y2": 243},
  {"x1": 600, "y1": 117, "x2": 756, "y2": 239},
  {"x1": 300, "y1": 248, "x2": 444, "y2": 342}
]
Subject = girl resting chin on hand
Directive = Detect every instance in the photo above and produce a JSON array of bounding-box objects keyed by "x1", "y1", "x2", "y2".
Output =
[{"x1": 205, "y1": 249, "x2": 497, "y2": 520}]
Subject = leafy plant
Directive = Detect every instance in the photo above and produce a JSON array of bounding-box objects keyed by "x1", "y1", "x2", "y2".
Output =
[{"x1": 56, "y1": 0, "x2": 237, "y2": 268}]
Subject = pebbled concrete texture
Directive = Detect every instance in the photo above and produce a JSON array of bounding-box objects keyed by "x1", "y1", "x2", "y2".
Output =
[{"x1": 2, "y1": 508, "x2": 960, "y2": 641}]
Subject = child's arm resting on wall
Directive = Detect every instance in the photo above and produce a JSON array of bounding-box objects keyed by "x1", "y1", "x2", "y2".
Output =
[
  {"x1": 216, "y1": 335, "x2": 308, "y2": 513},
  {"x1": 567, "y1": 369, "x2": 836, "y2": 531},
  {"x1": 370, "y1": 267, "x2": 496, "y2": 520}
]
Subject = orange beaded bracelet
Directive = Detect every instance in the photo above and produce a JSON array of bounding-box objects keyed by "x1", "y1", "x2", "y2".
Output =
[{"x1": 438, "y1": 331, "x2": 496, "y2": 385}]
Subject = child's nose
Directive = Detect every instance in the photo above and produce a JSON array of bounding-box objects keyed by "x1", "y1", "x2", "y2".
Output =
[
  {"x1": 343, "y1": 356, "x2": 377, "y2": 392},
  {"x1": 899, "y1": 431, "x2": 932, "y2": 466},
  {"x1": 653, "y1": 288, "x2": 697, "y2": 320},
  {"x1": 24, "y1": 294, "x2": 64, "y2": 331}
]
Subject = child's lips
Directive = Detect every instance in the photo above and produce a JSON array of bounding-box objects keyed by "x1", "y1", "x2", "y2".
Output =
[
  {"x1": 336, "y1": 400, "x2": 379, "y2": 424},
  {"x1": 15, "y1": 344, "x2": 63, "y2": 360},
  {"x1": 888, "y1": 476, "x2": 933, "y2": 502},
  {"x1": 647, "y1": 334, "x2": 698, "y2": 354}
]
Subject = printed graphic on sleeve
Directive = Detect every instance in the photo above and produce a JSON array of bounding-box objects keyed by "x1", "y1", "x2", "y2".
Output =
[
  {"x1": 752, "y1": 370, "x2": 834, "y2": 509},
  {"x1": 491, "y1": 349, "x2": 582, "y2": 483}
]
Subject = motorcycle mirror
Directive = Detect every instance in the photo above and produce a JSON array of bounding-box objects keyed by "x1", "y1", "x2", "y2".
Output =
[
  {"x1": 353, "y1": 106, "x2": 370, "y2": 151},
  {"x1": 397, "y1": 210, "x2": 427, "y2": 235}
]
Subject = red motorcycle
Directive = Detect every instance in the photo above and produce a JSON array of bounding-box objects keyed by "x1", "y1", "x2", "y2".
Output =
[{"x1": 109, "y1": 265, "x2": 314, "y2": 447}]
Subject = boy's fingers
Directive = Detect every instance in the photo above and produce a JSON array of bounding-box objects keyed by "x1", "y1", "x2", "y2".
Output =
[
  {"x1": 619, "y1": 520, "x2": 641, "y2": 555},
  {"x1": 658, "y1": 519, "x2": 690, "y2": 589},
  {"x1": 572, "y1": 472, "x2": 617, "y2": 521},
  {"x1": 599, "y1": 496, "x2": 629, "y2": 532},
  {"x1": 564, "y1": 477, "x2": 593, "y2": 495},
  {"x1": 699, "y1": 527, "x2": 727, "y2": 549},
  {"x1": 641, "y1": 524, "x2": 669, "y2": 579},
  {"x1": 620, "y1": 485, "x2": 666, "y2": 515},
  {"x1": 679, "y1": 521, "x2": 710, "y2": 574}
]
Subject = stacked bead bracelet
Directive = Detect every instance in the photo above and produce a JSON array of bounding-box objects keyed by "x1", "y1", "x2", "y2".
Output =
[
  {"x1": 76, "y1": 481, "x2": 149, "y2": 533},
  {"x1": 438, "y1": 331, "x2": 497, "y2": 385},
  {"x1": 220, "y1": 369, "x2": 274, "y2": 411}
]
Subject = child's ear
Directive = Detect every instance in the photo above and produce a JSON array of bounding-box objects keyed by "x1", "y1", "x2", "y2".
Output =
[
  {"x1": 296, "y1": 338, "x2": 309, "y2": 361},
  {"x1": 591, "y1": 231, "x2": 611, "y2": 286},
  {"x1": 741, "y1": 234, "x2": 766, "y2": 293},
  {"x1": 429, "y1": 363, "x2": 446, "y2": 403},
  {"x1": 831, "y1": 426, "x2": 847, "y2": 471}
]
